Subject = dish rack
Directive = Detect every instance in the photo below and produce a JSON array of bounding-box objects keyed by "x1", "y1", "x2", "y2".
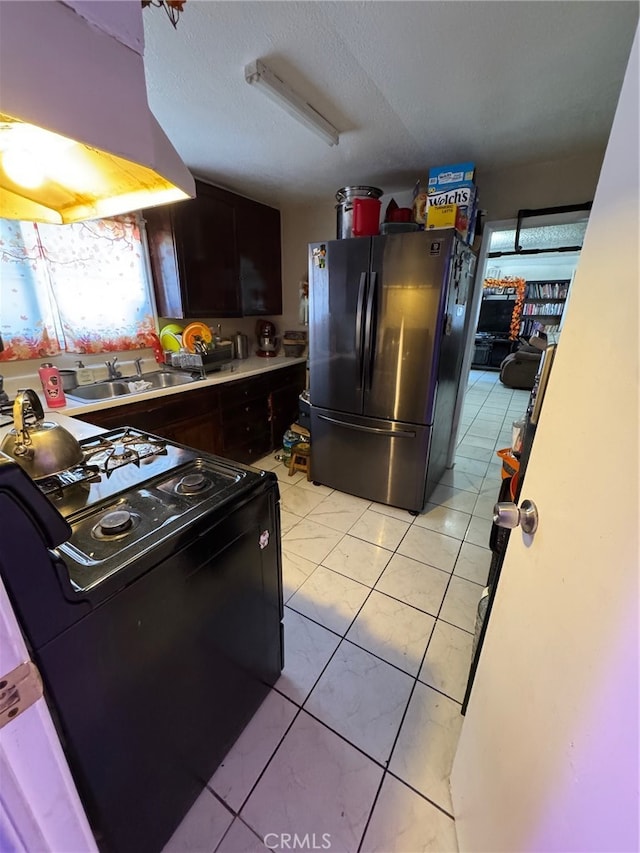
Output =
[{"x1": 169, "y1": 343, "x2": 233, "y2": 372}]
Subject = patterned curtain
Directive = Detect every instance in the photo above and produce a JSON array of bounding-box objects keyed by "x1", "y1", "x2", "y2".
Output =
[{"x1": 0, "y1": 214, "x2": 157, "y2": 361}]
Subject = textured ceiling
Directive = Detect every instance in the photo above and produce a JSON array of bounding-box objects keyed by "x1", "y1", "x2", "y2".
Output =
[{"x1": 142, "y1": 1, "x2": 638, "y2": 207}]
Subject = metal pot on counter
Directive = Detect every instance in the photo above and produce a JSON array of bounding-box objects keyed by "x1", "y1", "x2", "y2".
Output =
[
  {"x1": 0, "y1": 389, "x2": 84, "y2": 479},
  {"x1": 233, "y1": 332, "x2": 249, "y2": 360},
  {"x1": 58, "y1": 369, "x2": 78, "y2": 392}
]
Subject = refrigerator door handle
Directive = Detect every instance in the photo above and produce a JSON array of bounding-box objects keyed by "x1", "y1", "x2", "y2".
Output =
[
  {"x1": 317, "y1": 413, "x2": 416, "y2": 439},
  {"x1": 363, "y1": 271, "x2": 378, "y2": 389},
  {"x1": 354, "y1": 272, "x2": 368, "y2": 390}
]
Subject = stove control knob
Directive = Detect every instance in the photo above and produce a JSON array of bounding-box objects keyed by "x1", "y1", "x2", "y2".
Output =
[{"x1": 99, "y1": 509, "x2": 133, "y2": 536}]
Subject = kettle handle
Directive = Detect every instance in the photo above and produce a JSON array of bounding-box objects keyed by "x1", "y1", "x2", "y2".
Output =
[{"x1": 13, "y1": 389, "x2": 45, "y2": 446}]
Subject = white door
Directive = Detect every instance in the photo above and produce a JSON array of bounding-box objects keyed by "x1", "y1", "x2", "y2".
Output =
[{"x1": 451, "y1": 29, "x2": 639, "y2": 853}]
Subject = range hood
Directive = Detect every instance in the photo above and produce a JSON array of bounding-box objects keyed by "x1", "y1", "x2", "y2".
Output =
[{"x1": 0, "y1": 1, "x2": 194, "y2": 224}]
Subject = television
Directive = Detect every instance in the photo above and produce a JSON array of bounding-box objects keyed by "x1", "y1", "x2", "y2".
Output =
[{"x1": 477, "y1": 296, "x2": 515, "y2": 336}]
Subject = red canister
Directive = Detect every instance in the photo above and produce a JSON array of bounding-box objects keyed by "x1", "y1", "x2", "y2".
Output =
[{"x1": 352, "y1": 198, "x2": 381, "y2": 237}]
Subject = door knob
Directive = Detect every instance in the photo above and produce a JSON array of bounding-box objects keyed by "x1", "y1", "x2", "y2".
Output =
[{"x1": 493, "y1": 499, "x2": 539, "y2": 534}]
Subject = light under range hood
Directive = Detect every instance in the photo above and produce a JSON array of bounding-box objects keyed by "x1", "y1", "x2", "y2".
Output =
[{"x1": 0, "y1": 1, "x2": 195, "y2": 224}]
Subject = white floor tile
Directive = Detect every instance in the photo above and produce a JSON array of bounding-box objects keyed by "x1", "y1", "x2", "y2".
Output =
[
  {"x1": 305, "y1": 641, "x2": 414, "y2": 763},
  {"x1": 368, "y1": 501, "x2": 417, "y2": 522},
  {"x1": 279, "y1": 509, "x2": 303, "y2": 537},
  {"x1": 419, "y1": 621, "x2": 474, "y2": 703},
  {"x1": 465, "y1": 423, "x2": 501, "y2": 439},
  {"x1": 282, "y1": 518, "x2": 344, "y2": 564},
  {"x1": 453, "y1": 455, "x2": 489, "y2": 477},
  {"x1": 439, "y1": 576, "x2": 483, "y2": 632},
  {"x1": 279, "y1": 483, "x2": 327, "y2": 518},
  {"x1": 437, "y1": 467, "x2": 484, "y2": 492},
  {"x1": 389, "y1": 682, "x2": 463, "y2": 813},
  {"x1": 428, "y1": 484, "x2": 479, "y2": 514},
  {"x1": 473, "y1": 491, "x2": 498, "y2": 521},
  {"x1": 375, "y1": 554, "x2": 449, "y2": 617},
  {"x1": 397, "y1": 526, "x2": 462, "y2": 573},
  {"x1": 209, "y1": 691, "x2": 298, "y2": 812},
  {"x1": 253, "y1": 453, "x2": 281, "y2": 472},
  {"x1": 288, "y1": 566, "x2": 370, "y2": 635},
  {"x1": 464, "y1": 515, "x2": 492, "y2": 548},
  {"x1": 346, "y1": 590, "x2": 435, "y2": 676},
  {"x1": 295, "y1": 479, "x2": 334, "y2": 497},
  {"x1": 361, "y1": 774, "x2": 458, "y2": 853},
  {"x1": 241, "y1": 711, "x2": 383, "y2": 851},
  {"x1": 348, "y1": 509, "x2": 411, "y2": 551},
  {"x1": 308, "y1": 490, "x2": 371, "y2": 533},
  {"x1": 276, "y1": 608, "x2": 341, "y2": 705},
  {"x1": 455, "y1": 442, "x2": 494, "y2": 463},
  {"x1": 453, "y1": 542, "x2": 492, "y2": 585},
  {"x1": 162, "y1": 788, "x2": 233, "y2": 853},
  {"x1": 272, "y1": 465, "x2": 306, "y2": 485},
  {"x1": 281, "y1": 549, "x2": 317, "y2": 603},
  {"x1": 460, "y1": 433, "x2": 496, "y2": 450},
  {"x1": 323, "y1": 534, "x2": 393, "y2": 586},
  {"x1": 413, "y1": 503, "x2": 471, "y2": 540},
  {"x1": 215, "y1": 819, "x2": 267, "y2": 853}
]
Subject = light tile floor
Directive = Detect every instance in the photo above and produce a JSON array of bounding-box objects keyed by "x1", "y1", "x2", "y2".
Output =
[{"x1": 164, "y1": 370, "x2": 531, "y2": 853}]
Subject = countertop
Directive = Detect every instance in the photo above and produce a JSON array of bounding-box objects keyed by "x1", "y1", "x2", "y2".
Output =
[
  {"x1": 3, "y1": 355, "x2": 307, "y2": 421},
  {"x1": 0, "y1": 411, "x2": 105, "y2": 445}
]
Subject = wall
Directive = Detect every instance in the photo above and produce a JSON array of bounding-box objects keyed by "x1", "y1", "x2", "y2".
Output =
[
  {"x1": 277, "y1": 148, "x2": 606, "y2": 333},
  {"x1": 477, "y1": 147, "x2": 606, "y2": 221},
  {"x1": 279, "y1": 201, "x2": 335, "y2": 333}
]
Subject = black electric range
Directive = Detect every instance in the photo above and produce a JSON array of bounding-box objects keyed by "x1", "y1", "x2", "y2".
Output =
[{"x1": 0, "y1": 428, "x2": 284, "y2": 853}]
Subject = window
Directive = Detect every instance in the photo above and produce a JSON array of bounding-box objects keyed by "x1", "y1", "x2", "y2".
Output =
[{"x1": 0, "y1": 214, "x2": 157, "y2": 361}]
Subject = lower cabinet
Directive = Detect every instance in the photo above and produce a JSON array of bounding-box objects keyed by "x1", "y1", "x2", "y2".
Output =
[{"x1": 74, "y1": 363, "x2": 306, "y2": 465}]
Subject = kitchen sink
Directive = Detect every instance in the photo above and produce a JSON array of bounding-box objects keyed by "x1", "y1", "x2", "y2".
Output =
[
  {"x1": 66, "y1": 381, "x2": 131, "y2": 401},
  {"x1": 66, "y1": 371, "x2": 196, "y2": 402},
  {"x1": 138, "y1": 371, "x2": 196, "y2": 389}
]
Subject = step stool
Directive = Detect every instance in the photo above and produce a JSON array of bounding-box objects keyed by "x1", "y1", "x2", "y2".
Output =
[{"x1": 288, "y1": 441, "x2": 311, "y2": 480}]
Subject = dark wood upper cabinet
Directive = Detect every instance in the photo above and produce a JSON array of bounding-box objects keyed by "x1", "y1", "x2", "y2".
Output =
[{"x1": 144, "y1": 179, "x2": 282, "y2": 319}]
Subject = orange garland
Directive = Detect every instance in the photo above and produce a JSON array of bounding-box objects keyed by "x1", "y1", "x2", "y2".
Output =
[{"x1": 483, "y1": 277, "x2": 526, "y2": 340}]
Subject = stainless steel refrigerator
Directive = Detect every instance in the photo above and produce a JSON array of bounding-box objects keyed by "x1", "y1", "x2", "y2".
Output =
[{"x1": 309, "y1": 228, "x2": 476, "y2": 512}]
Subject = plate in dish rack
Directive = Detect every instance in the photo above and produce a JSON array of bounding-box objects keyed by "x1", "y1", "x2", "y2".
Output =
[
  {"x1": 159, "y1": 323, "x2": 184, "y2": 352},
  {"x1": 182, "y1": 322, "x2": 213, "y2": 353}
]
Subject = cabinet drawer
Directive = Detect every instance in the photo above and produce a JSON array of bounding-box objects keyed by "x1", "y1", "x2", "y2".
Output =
[
  {"x1": 222, "y1": 418, "x2": 270, "y2": 452},
  {"x1": 223, "y1": 397, "x2": 269, "y2": 427},
  {"x1": 220, "y1": 376, "x2": 271, "y2": 407},
  {"x1": 221, "y1": 435, "x2": 272, "y2": 466}
]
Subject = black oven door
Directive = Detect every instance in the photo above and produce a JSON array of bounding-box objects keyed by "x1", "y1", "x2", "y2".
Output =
[{"x1": 27, "y1": 479, "x2": 283, "y2": 853}]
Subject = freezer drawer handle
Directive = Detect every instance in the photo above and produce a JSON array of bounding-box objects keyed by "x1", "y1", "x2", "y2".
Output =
[{"x1": 317, "y1": 414, "x2": 416, "y2": 439}]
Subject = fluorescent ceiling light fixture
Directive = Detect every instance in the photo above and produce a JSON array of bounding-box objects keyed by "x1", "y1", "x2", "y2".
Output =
[{"x1": 245, "y1": 60, "x2": 339, "y2": 147}]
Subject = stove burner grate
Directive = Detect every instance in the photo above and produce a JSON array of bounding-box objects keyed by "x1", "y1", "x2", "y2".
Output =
[
  {"x1": 82, "y1": 428, "x2": 168, "y2": 476},
  {"x1": 37, "y1": 464, "x2": 102, "y2": 497}
]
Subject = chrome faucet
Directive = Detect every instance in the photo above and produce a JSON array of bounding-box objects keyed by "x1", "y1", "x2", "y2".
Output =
[
  {"x1": 105, "y1": 357, "x2": 122, "y2": 380},
  {"x1": 134, "y1": 357, "x2": 144, "y2": 378}
]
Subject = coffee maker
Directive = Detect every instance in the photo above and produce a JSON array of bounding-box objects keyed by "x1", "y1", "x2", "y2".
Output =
[{"x1": 256, "y1": 320, "x2": 280, "y2": 357}]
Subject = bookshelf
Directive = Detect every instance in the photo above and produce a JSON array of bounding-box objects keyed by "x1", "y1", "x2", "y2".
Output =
[{"x1": 519, "y1": 279, "x2": 570, "y2": 337}]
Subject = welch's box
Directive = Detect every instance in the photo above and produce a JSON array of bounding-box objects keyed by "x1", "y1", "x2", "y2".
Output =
[
  {"x1": 427, "y1": 162, "x2": 476, "y2": 196},
  {"x1": 426, "y1": 161, "x2": 477, "y2": 242}
]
